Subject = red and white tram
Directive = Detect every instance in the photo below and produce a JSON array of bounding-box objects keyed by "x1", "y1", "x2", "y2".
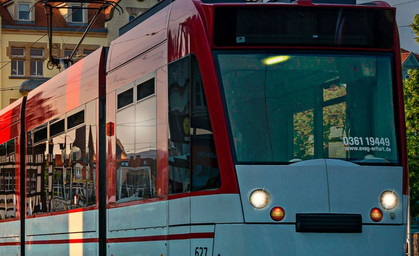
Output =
[{"x1": 0, "y1": 0, "x2": 408, "y2": 255}]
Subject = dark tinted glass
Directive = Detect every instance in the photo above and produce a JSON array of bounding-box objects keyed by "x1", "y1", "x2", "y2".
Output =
[
  {"x1": 118, "y1": 88, "x2": 133, "y2": 109},
  {"x1": 214, "y1": 6, "x2": 394, "y2": 49},
  {"x1": 168, "y1": 55, "x2": 221, "y2": 194},
  {"x1": 137, "y1": 78, "x2": 155, "y2": 101},
  {"x1": 216, "y1": 52, "x2": 398, "y2": 164},
  {"x1": 50, "y1": 120, "x2": 65, "y2": 137},
  {"x1": 68, "y1": 110, "x2": 84, "y2": 129},
  {"x1": 34, "y1": 127, "x2": 47, "y2": 143},
  {"x1": 168, "y1": 57, "x2": 191, "y2": 194}
]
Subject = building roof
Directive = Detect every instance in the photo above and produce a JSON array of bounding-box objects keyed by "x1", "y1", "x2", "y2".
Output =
[
  {"x1": 401, "y1": 48, "x2": 419, "y2": 69},
  {"x1": 0, "y1": 4, "x2": 14, "y2": 24}
]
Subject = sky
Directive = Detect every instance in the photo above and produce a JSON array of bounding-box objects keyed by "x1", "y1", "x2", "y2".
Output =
[{"x1": 357, "y1": 0, "x2": 419, "y2": 53}]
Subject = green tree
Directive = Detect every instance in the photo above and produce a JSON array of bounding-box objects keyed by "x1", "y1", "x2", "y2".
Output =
[
  {"x1": 407, "y1": 14, "x2": 419, "y2": 217},
  {"x1": 412, "y1": 14, "x2": 419, "y2": 44},
  {"x1": 405, "y1": 69, "x2": 419, "y2": 216}
]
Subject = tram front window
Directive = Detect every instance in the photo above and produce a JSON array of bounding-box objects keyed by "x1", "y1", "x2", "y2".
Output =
[{"x1": 216, "y1": 53, "x2": 398, "y2": 164}]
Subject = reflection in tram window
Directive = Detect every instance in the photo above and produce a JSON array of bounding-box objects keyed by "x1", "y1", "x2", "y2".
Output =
[
  {"x1": 218, "y1": 54, "x2": 398, "y2": 163},
  {"x1": 168, "y1": 57, "x2": 191, "y2": 194},
  {"x1": 168, "y1": 55, "x2": 220, "y2": 194},
  {"x1": 190, "y1": 56, "x2": 221, "y2": 191},
  {"x1": 27, "y1": 112, "x2": 97, "y2": 215},
  {"x1": 0, "y1": 139, "x2": 16, "y2": 220},
  {"x1": 115, "y1": 78, "x2": 157, "y2": 203},
  {"x1": 26, "y1": 136, "x2": 47, "y2": 215},
  {"x1": 117, "y1": 166, "x2": 154, "y2": 200}
]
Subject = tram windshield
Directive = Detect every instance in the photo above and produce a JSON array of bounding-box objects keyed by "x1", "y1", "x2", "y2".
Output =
[{"x1": 215, "y1": 52, "x2": 399, "y2": 164}]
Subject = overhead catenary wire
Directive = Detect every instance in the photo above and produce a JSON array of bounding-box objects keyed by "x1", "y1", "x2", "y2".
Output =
[
  {"x1": 0, "y1": 2, "x2": 94, "y2": 74},
  {"x1": 0, "y1": 86, "x2": 24, "y2": 91},
  {"x1": 0, "y1": 4, "x2": 93, "y2": 91},
  {"x1": 0, "y1": 4, "x2": 90, "y2": 70},
  {"x1": 41, "y1": 1, "x2": 122, "y2": 70},
  {"x1": 393, "y1": 0, "x2": 419, "y2": 6},
  {"x1": 399, "y1": 25, "x2": 416, "y2": 28}
]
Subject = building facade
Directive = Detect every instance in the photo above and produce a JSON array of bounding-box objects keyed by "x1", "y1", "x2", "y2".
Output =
[
  {"x1": 0, "y1": 0, "x2": 109, "y2": 109},
  {"x1": 0, "y1": 0, "x2": 160, "y2": 109},
  {"x1": 104, "y1": 0, "x2": 159, "y2": 44}
]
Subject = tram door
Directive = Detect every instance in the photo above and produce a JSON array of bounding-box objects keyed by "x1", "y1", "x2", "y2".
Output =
[
  {"x1": 109, "y1": 71, "x2": 165, "y2": 255},
  {"x1": 168, "y1": 55, "x2": 220, "y2": 256},
  {"x1": 168, "y1": 56, "x2": 192, "y2": 255}
]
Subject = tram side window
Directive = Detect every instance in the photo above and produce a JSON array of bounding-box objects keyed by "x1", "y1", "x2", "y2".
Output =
[
  {"x1": 115, "y1": 78, "x2": 158, "y2": 203},
  {"x1": 26, "y1": 130, "x2": 48, "y2": 215},
  {"x1": 27, "y1": 109, "x2": 96, "y2": 215},
  {"x1": 168, "y1": 57, "x2": 191, "y2": 193},
  {"x1": 62, "y1": 125, "x2": 95, "y2": 209},
  {"x1": 0, "y1": 139, "x2": 16, "y2": 220},
  {"x1": 168, "y1": 55, "x2": 220, "y2": 194}
]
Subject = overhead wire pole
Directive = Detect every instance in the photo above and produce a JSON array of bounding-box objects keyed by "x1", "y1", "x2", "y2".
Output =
[
  {"x1": 31, "y1": 2, "x2": 123, "y2": 256},
  {"x1": 36, "y1": 0, "x2": 122, "y2": 70},
  {"x1": 68, "y1": 4, "x2": 107, "y2": 60},
  {"x1": 45, "y1": 4, "x2": 58, "y2": 69}
]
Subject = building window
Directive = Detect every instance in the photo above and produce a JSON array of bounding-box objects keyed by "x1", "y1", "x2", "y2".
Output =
[
  {"x1": 30, "y1": 48, "x2": 43, "y2": 77},
  {"x1": 30, "y1": 48, "x2": 43, "y2": 58},
  {"x1": 64, "y1": 49, "x2": 73, "y2": 58},
  {"x1": 83, "y1": 49, "x2": 93, "y2": 57},
  {"x1": 30, "y1": 61, "x2": 43, "y2": 76},
  {"x1": 10, "y1": 47, "x2": 46, "y2": 77},
  {"x1": 11, "y1": 48, "x2": 25, "y2": 77},
  {"x1": 70, "y1": 5, "x2": 84, "y2": 23},
  {"x1": 64, "y1": 49, "x2": 80, "y2": 60},
  {"x1": 11, "y1": 60, "x2": 24, "y2": 76},
  {"x1": 11, "y1": 48, "x2": 25, "y2": 57},
  {"x1": 18, "y1": 4, "x2": 30, "y2": 21}
]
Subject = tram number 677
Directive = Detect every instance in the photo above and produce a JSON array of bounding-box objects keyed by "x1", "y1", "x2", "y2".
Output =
[{"x1": 195, "y1": 247, "x2": 208, "y2": 256}]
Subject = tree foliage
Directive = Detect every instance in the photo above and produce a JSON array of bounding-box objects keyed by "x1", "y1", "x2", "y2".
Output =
[
  {"x1": 412, "y1": 14, "x2": 419, "y2": 44},
  {"x1": 407, "y1": 14, "x2": 419, "y2": 217},
  {"x1": 405, "y1": 69, "x2": 419, "y2": 216}
]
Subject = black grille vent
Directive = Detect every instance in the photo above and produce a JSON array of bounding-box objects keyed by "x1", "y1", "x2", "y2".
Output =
[{"x1": 296, "y1": 214, "x2": 362, "y2": 233}]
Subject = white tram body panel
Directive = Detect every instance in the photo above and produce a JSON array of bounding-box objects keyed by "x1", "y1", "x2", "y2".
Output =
[
  {"x1": 0, "y1": 220, "x2": 20, "y2": 255},
  {"x1": 25, "y1": 211, "x2": 98, "y2": 255},
  {"x1": 213, "y1": 224, "x2": 405, "y2": 255},
  {"x1": 106, "y1": 194, "x2": 243, "y2": 255},
  {"x1": 237, "y1": 160, "x2": 404, "y2": 223},
  {"x1": 228, "y1": 160, "x2": 406, "y2": 255}
]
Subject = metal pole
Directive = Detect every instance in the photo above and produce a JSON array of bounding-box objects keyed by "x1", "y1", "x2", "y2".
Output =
[{"x1": 68, "y1": 6, "x2": 103, "y2": 61}]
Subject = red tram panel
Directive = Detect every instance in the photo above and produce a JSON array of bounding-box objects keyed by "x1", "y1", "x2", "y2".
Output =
[{"x1": 0, "y1": 98, "x2": 23, "y2": 255}]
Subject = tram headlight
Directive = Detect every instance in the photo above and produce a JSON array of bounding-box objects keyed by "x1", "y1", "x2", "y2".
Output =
[
  {"x1": 249, "y1": 189, "x2": 270, "y2": 209},
  {"x1": 380, "y1": 190, "x2": 398, "y2": 210}
]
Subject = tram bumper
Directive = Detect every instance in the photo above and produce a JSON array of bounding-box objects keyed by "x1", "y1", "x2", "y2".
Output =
[
  {"x1": 235, "y1": 160, "x2": 405, "y2": 225},
  {"x1": 213, "y1": 223, "x2": 406, "y2": 255},
  {"x1": 231, "y1": 160, "x2": 407, "y2": 255}
]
